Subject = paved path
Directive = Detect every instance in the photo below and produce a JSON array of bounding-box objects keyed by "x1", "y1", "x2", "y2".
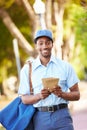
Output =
[
  {"x1": 0, "y1": 81, "x2": 87, "y2": 130},
  {"x1": 73, "y1": 109, "x2": 87, "y2": 130},
  {"x1": 71, "y1": 81, "x2": 87, "y2": 130}
]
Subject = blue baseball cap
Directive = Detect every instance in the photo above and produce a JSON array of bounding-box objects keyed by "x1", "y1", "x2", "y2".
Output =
[{"x1": 34, "y1": 29, "x2": 53, "y2": 43}]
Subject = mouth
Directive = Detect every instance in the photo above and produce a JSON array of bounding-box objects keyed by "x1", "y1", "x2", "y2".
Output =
[
  {"x1": 43, "y1": 50, "x2": 49, "y2": 52},
  {"x1": 42, "y1": 49, "x2": 49, "y2": 52},
  {"x1": 42, "y1": 50, "x2": 50, "y2": 55},
  {"x1": 42, "y1": 49, "x2": 51, "y2": 57}
]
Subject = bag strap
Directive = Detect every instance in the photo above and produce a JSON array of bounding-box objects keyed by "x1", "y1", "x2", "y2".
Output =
[{"x1": 28, "y1": 61, "x2": 33, "y2": 95}]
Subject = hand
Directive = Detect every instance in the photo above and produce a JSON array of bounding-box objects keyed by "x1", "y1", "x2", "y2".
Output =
[
  {"x1": 51, "y1": 85, "x2": 62, "y2": 97},
  {"x1": 40, "y1": 88, "x2": 51, "y2": 99}
]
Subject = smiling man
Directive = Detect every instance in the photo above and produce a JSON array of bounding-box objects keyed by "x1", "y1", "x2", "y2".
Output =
[{"x1": 18, "y1": 29, "x2": 80, "y2": 130}]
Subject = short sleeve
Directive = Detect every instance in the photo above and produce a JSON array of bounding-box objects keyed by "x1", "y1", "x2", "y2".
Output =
[
  {"x1": 18, "y1": 64, "x2": 31, "y2": 95},
  {"x1": 66, "y1": 63, "x2": 80, "y2": 88}
]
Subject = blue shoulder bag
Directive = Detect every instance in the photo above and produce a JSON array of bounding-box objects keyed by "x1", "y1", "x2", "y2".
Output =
[{"x1": 0, "y1": 62, "x2": 36, "y2": 130}]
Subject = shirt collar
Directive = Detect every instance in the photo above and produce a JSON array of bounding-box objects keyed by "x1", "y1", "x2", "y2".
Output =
[
  {"x1": 50, "y1": 55, "x2": 57, "y2": 64},
  {"x1": 33, "y1": 56, "x2": 41, "y2": 70},
  {"x1": 33, "y1": 55, "x2": 57, "y2": 70}
]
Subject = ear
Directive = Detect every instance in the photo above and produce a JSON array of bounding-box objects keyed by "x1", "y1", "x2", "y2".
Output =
[{"x1": 52, "y1": 42, "x2": 53, "y2": 47}]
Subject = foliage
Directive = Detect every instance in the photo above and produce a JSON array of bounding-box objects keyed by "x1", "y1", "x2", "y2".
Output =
[
  {"x1": 64, "y1": 3, "x2": 87, "y2": 79},
  {"x1": 0, "y1": 0, "x2": 14, "y2": 8},
  {"x1": 0, "y1": 0, "x2": 87, "y2": 86},
  {"x1": 0, "y1": 21, "x2": 14, "y2": 82},
  {"x1": 72, "y1": 5, "x2": 87, "y2": 79},
  {"x1": 0, "y1": 2, "x2": 33, "y2": 84}
]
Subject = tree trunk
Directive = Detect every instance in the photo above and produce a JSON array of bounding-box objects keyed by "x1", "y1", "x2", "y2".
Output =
[
  {"x1": 53, "y1": 1, "x2": 65, "y2": 59},
  {"x1": 0, "y1": 8, "x2": 34, "y2": 56},
  {"x1": 62, "y1": 27, "x2": 75, "y2": 61},
  {"x1": 20, "y1": 0, "x2": 37, "y2": 33},
  {"x1": 45, "y1": 0, "x2": 52, "y2": 29}
]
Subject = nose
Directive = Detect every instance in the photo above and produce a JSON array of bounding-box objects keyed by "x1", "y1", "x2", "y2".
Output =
[{"x1": 43, "y1": 43, "x2": 48, "y2": 48}]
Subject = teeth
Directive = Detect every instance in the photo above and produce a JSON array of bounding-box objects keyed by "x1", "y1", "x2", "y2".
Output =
[
  {"x1": 43, "y1": 51, "x2": 48, "y2": 52},
  {"x1": 43, "y1": 50, "x2": 48, "y2": 51}
]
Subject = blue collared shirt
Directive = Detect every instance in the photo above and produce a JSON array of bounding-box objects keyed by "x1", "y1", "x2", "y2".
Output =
[{"x1": 18, "y1": 55, "x2": 79, "y2": 107}]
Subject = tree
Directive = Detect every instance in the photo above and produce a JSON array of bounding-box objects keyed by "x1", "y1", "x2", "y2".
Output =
[
  {"x1": 0, "y1": 0, "x2": 87, "y2": 95},
  {"x1": 0, "y1": 8, "x2": 34, "y2": 54}
]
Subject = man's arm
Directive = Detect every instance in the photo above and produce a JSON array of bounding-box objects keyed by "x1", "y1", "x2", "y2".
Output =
[
  {"x1": 60, "y1": 83, "x2": 80, "y2": 101},
  {"x1": 21, "y1": 88, "x2": 51, "y2": 104},
  {"x1": 51, "y1": 83, "x2": 80, "y2": 101}
]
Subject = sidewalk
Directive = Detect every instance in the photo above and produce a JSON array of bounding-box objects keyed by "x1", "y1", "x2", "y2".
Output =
[
  {"x1": 71, "y1": 81, "x2": 87, "y2": 130},
  {"x1": 0, "y1": 81, "x2": 87, "y2": 130},
  {"x1": 73, "y1": 110, "x2": 87, "y2": 130}
]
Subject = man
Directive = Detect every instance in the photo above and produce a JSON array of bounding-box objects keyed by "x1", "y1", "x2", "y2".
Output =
[{"x1": 18, "y1": 29, "x2": 80, "y2": 130}]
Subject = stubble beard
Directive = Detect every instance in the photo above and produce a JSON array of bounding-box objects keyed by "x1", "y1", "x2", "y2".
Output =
[{"x1": 41, "y1": 51, "x2": 51, "y2": 59}]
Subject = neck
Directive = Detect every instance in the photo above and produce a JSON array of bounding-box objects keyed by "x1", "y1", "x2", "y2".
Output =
[{"x1": 40, "y1": 56, "x2": 51, "y2": 66}]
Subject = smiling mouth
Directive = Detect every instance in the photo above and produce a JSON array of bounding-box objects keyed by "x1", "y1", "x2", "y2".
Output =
[
  {"x1": 43, "y1": 50, "x2": 48, "y2": 52},
  {"x1": 43, "y1": 50, "x2": 50, "y2": 54},
  {"x1": 43, "y1": 49, "x2": 49, "y2": 52}
]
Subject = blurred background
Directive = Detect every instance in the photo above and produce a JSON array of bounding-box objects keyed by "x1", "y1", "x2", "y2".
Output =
[{"x1": 0, "y1": 0, "x2": 87, "y2": 130}]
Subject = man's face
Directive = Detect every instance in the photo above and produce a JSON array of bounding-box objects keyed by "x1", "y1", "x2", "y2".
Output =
[{"x1": 36, "y1": 36, "x2": 53, "y2": 58}]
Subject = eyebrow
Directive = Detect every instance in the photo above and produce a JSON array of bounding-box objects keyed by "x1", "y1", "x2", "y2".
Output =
[{"x1": 38, "y1": 39, "x2": 51, "y2": 42}]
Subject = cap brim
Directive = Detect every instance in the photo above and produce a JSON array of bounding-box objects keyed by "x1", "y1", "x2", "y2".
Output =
[{"x1": 34, "y1": 36, "x2": 53, "y2": 44}]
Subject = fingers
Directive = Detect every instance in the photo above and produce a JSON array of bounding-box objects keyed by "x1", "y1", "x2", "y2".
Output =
[
  {"x1": 51, "y1": 86, "x2": 62, "y2": 96},
  {"x1": 40, "y1": 86, "x2": 62, "y2": 98},
  {"x1": 40, "y1": 89, "x2": 51, "y2": 99},
  {"x1": 51, "y1": 86, "x2": 61, "y2": 92}
]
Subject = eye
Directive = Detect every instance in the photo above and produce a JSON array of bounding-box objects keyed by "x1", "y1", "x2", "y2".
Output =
[
  {"x1": 39, "y1": 42, "x2": 43, "y2": 46},
  {"x1": 46, "y1": 41, "x2": 51, "y2": 45}
]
